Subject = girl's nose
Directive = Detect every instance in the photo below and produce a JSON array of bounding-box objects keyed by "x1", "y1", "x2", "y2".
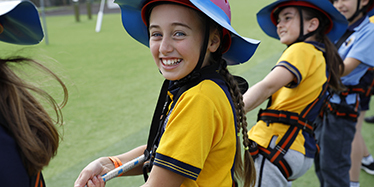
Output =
[
  {"x1": 159, "y1": 37, "x2": 173, "y2": 55},
  {"x1": 277, "y1": 22, "x2": 283, "y2": 29}
]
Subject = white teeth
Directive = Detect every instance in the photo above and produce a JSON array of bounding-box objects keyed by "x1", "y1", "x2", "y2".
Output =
[{"x1": 163, "y1": 59, "x2": 181, "y2": 65}]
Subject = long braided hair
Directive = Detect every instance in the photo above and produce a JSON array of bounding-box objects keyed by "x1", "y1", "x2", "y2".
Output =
[
  {"x1": 0, "y1": 56, "x2": 68, "y2": 176},
  {"x1": 209, "y1": 20, "x2": 255, "y2": 187},
  {"x1": 219, "y1": 65, "x2": 255, "y2": 187}
]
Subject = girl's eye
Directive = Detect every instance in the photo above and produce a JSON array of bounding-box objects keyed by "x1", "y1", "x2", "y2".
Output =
[
  {"x1": 174, "y1": 32, "x2": 186, "y2": 37},
  {"x1": 150, "y1": 32, "x2": 162, "y2": 38}
]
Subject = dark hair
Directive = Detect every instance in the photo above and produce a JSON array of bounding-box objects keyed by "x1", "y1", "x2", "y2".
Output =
[
  {"x1": 0, "y1": 57, "x2": 68, "y2": 176},
  {"x1": 302, "y1": 7, "x2": 345, "y2": 91},
  {"x1": 363, "y1": 0, "x2": 374, "y2": 13},
  {"x1": 219, "y1": 65, "x2": 256, "y2": 187}
]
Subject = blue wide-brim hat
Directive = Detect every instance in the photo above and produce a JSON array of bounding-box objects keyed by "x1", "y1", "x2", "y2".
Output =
[
  {"x1": 0, "y1": 0, "x2": 43, "y2": 45},
  {"x1": 257, "y1": 0, "x2": 348, "y2": 43},
  {"x1": 114, "y1": 0, "x2": 260, "y2": 65}
]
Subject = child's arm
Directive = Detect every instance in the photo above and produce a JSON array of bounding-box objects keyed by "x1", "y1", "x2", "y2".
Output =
[
  {"x1": 243, "y1": 66, "x2": 295, "y2": 113},
  {"x1": 141, "y1": 166, "x2": 185, "y2": 187},
  {"x1": 341, "y1": 57, "x2": 361, "y2": 77},
  {"x1": 74, "y1": 145, "x2": 146, "y2": 187}
]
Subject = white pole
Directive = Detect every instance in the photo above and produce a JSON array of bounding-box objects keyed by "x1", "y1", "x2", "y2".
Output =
[
  {"x1": 95, "y1": 0, "x2": 105, "y2": 32},
  {"x1": 39, "y1": 0, "x2": 49, "y2": 44},
  {"x1": 83, "y1": 154, "x2": 146, "y2": 187}
]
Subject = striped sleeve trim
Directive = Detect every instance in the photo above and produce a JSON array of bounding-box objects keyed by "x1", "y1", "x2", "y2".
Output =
[
  {"x1": 154, "y1": 153, "x2": 201, "y2": 180},
  {"x1": 275, "y1": 61, "x2": 302, "y2": 88}
]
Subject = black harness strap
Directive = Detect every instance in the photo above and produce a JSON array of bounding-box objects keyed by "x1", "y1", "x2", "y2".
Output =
[
  {"x1": 343, "y1": 68, "x2": 374, "y2": 97},
  {"x1": 364, "y1": 68, "x2": 374, "y2": 97},
  {"x1": 250, "y1": 74, "x2": 330, "y2": 180},
  {"x1": 335, "y1": 29, "x2": 355, "y2": 49},
  {"x1": 253, "y1": 110, "x2": 303, "y2": 179},
  {"x1": 325, "y1": 99, "x2": 359, "y2": 122},
  {"x1": 323, "y1": 68, "x2": 372, "y2": 122},
  {"x1": 257, "y1": 109, "x2": 313, "y2": 134},
  {"x1": 365, "y1": 68, "x2": 374, "y2": 97},
  {"x1": 143, "y1": 79, "x2": 170, "y2": 181}
]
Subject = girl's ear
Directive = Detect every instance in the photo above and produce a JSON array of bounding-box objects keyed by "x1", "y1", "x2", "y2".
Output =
[
  {"x1": 361, "y1": 0, "x2": 370, "y2": 7},
  {"x1": 306, "y1": 17, "x2": 319, "y2": 33},
  {"x1": 208, "y1": 30, "x2": 221, "y2": 53}
]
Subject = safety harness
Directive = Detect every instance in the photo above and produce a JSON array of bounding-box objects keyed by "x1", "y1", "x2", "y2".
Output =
[
  {"x1": 249, "y1": 74, "x2": 330, "y2": 179},
  {"x1": 345, "y1": 68, "x2": 374, "y2": 98},
  {"x1": 322, "y1": 28, "x2": 374, "y2": 122},
  {"x1": 323, "y1": 68, "x2": 374, "y2": 122}
]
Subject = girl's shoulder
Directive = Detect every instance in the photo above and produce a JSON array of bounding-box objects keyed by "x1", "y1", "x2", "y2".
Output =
[
  {"x1": 186, "y1": 79, "x2": 226, "y2": 98},
  {"x1": 355, "y1": 17, "x2": 374, "y2": 36},
  {"x1": 282, "y1": 42, "x2": 321, "y2": 58}
]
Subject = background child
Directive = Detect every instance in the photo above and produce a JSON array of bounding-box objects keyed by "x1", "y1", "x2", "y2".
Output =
[
  {"x1": 0, "y1": 1, "x2": 68, "y2": 186},
  {"x1": 74, "y1": 0, "x2": 260, "y2": 187},
  {"x1": 243, "y1": 0, "x2": 347, "y2": 186},
  {"x1": 358, "y1": 4, "x2": 374, "y2": 177},
  {"x1": 328, "y1": 0, "x2": 374, "y2": 186},
  {"x1": 315, "y1": 0, "x2": 374, "y2": 186}
]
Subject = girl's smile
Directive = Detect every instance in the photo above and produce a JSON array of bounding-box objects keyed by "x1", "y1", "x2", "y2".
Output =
[{"x1": 160, "y1": 58, "x2": 183, "y2": 70}]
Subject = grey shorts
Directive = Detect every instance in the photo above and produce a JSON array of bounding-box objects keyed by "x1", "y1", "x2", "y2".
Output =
[{"x1": 254, "y1": 136, "x2": 313, "y2": 187}]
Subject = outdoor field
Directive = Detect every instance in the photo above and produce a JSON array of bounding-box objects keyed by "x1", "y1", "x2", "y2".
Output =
[{"x1": 2, "y1": 0, "x2": 374, "y2": 186}]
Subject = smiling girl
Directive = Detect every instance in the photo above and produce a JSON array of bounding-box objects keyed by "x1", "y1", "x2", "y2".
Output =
[
  {"x1": 242, "y1": 0, "x2": 347, "y2": 186},
  {"x1": 74, "y1": 0, "x2": 260, "y2": 187}
]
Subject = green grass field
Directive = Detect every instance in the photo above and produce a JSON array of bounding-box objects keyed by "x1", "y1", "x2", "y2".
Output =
[{"x1": 2, "y1": 0, "x2": 374, "y2": 186}]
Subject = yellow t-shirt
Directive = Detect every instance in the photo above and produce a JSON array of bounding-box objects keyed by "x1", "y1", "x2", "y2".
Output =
[
  {"x1": 248, "y1": 42, "x2": 327, "y2": 156},
  {"x1": 155, "y1": 77, "x2": 237, "y2": 187},
  {"x1": 370, "y1": 16, "x2": 374, "y2": 23}
]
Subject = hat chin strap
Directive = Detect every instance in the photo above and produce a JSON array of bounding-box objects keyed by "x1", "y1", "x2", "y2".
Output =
[{"x1": 289, "y1": 7, "x2": 317, "y2": 46}]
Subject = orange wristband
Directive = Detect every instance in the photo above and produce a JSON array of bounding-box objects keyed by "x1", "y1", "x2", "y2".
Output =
[{"x1": 108, "y1": 156, "x2": 123, "y2": 176}]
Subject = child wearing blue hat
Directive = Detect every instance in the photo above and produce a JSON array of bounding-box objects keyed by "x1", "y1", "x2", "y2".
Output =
[
  {"x1": 0, "y1": 1, "x2": 68, "y2": 186},
  {"x1": 320, "y1": 0, "x2": 374, "y2": 186},
  {"x1": 359, "y1": 2, "x2": 374, "y2": 178},
  {"x1": 74, "y1": 0, "x2": 260, "y2": 187},
  {"x1": 242, "y1": 0, "x2": 347, "y2": 186}
]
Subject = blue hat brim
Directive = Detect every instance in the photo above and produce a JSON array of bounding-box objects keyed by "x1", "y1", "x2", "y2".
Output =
[
  {"x1": 369, "y1": 6, "x2": 374, "y2": 17},
  {"x1": 0, "y1": 0, "x2": 44, "y2": 45},
  {"x1": 115, "y1": 0, "x2": 260, "y2": 65},
  {"x1": 257, "y1": 0, "x2": 348, "y2": 43}
]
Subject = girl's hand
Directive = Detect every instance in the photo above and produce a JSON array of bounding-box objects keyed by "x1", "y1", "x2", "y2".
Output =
[
  {"x1": 74, "y1": 157, "x2": 113, "y2": 187},
  {"x1": 85, "y1": 176, "x2": 105, "y2": 187}
]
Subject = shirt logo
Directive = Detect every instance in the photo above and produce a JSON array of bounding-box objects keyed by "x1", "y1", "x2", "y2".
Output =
[{"x1": 344, "y1": 36, "x2": 355, "y2": 47}]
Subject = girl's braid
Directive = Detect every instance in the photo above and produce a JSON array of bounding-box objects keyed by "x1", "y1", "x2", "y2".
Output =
[{"x1": 218, "y1": 61, "x2": 256, "y2": 187}]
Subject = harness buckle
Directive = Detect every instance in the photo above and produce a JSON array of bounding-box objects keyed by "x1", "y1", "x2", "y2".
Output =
[
  {"x1": 303, "y1": 120, "x2": 309, "y2": 130},
  {"x1": 275, "y1": 145, "x2": 286, "y2": 155}
]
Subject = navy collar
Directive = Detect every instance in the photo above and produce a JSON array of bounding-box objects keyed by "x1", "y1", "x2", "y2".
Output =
[
  {"x1": 304, "y1": 41, "x2": 326, "y2": 53},
  {"x1": 348, "y1": 16, "x2": 366, "y2": 31}
]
